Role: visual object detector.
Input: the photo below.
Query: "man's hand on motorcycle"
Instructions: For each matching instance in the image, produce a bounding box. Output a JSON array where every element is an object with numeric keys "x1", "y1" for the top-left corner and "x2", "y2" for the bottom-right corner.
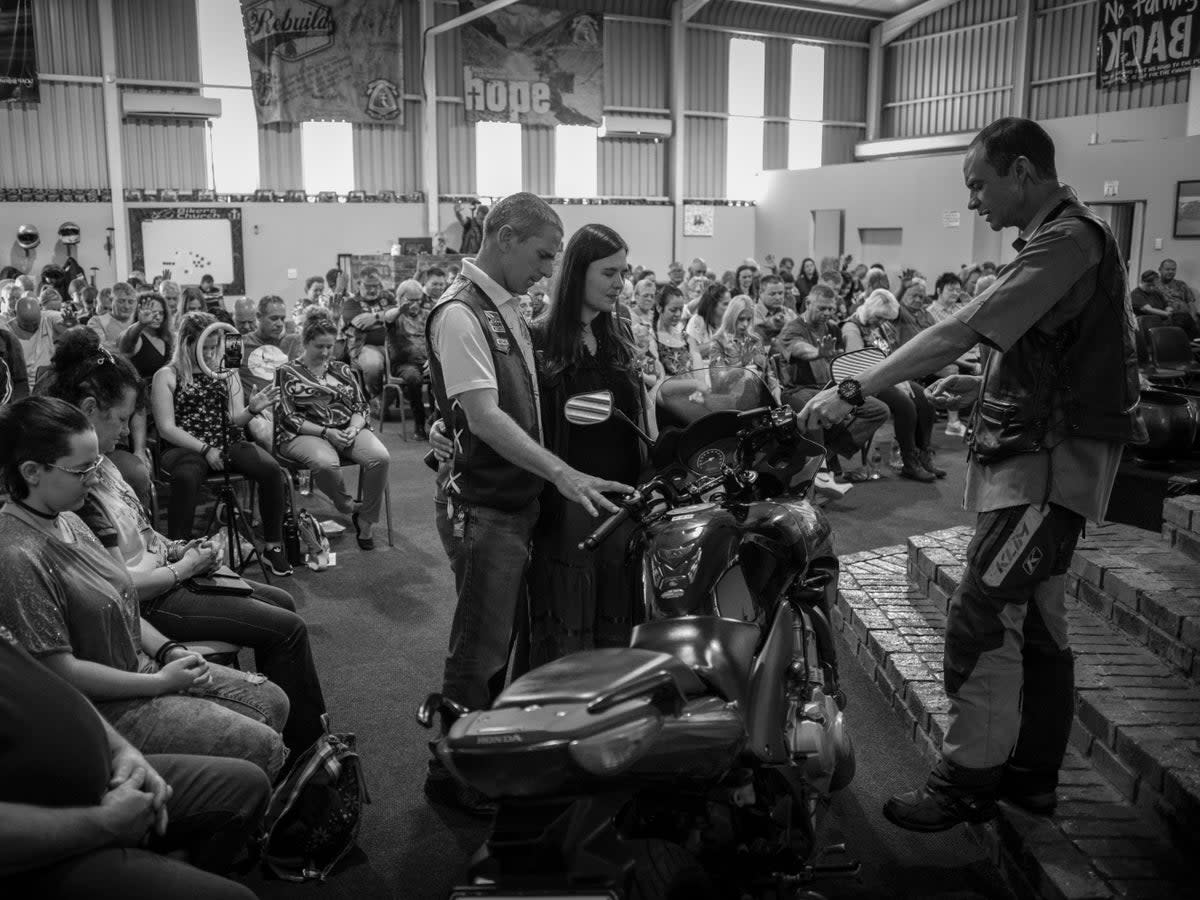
[
  {"x1": 924, "y1": 374, "x2": 981, "y2": 410},
  {"x1": 796, "y1": 388, "x2": 852, "y2": 432},
  {"x1": 554, "y1": 468, "x2": 634, "y2": 517}
]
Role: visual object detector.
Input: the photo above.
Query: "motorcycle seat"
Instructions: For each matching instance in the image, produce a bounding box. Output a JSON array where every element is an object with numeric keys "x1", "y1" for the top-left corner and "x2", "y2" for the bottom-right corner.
[{"x1": 493, "y1": 648, "x2": 707, "y2": 710}]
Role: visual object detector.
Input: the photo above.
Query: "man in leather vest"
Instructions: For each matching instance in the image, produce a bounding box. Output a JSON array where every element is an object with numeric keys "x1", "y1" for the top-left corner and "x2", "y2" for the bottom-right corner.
[
  {"x1": 423, "y1": 192, "x2": 633, "y2": 814},
  {"x1": 798, "y1": 117, "x2": 1144, "y2": 831}
]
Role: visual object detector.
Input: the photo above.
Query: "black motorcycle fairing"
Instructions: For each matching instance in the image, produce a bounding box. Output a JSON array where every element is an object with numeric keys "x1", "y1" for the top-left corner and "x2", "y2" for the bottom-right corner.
[
  {"x1": 627, "y1": 697, "x2": 746, "y2": 780},
  {"x1": 631, "y1": 616, "x2": 759, "y2": 708},
  {"x1": 493, "y1": 648, "x2": 707, "y2": 709},
  {"x1": 746, "y1": 599, "x2": 799, "y2": 763}
]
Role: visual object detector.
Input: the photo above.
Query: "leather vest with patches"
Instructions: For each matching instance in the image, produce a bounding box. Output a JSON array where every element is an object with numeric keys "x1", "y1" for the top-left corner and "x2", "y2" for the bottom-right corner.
[
  {"x1": 426, "y1": 277, "x2": 543, "y2": 511},
  {"x1": 969, "y1": 198, "x2": 1146, "y2": 464}
]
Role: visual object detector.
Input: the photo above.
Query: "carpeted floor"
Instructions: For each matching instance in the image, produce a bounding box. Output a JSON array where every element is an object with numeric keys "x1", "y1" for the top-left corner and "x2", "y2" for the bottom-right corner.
[{"x1": 231, "y1": 425, "x2": 976, "y2": 899}]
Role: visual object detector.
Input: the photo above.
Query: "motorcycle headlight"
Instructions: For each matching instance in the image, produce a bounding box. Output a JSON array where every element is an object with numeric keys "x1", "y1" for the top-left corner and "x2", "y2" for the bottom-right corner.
[{"x1": 568, "y1": 713, "x2": 662, "y2": 775}]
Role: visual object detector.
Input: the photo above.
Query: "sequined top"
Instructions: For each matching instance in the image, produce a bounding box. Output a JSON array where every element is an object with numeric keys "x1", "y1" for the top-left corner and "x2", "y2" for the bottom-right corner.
[
  {"x1": 171, "y1": 370, "x2": 234, "y2": 449},
  {"x1": 0, "y1": 508, "x2": 144, "y2": 672}
]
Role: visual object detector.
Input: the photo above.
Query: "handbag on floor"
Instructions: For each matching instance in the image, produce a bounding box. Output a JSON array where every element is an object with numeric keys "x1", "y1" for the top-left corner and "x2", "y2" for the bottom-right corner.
[
  {"x1": 296, "y1": 509, "x2": 332, "y2": 571},
  {"x1": 261, "y1": 714, "x2": 369, "y2": 882}
]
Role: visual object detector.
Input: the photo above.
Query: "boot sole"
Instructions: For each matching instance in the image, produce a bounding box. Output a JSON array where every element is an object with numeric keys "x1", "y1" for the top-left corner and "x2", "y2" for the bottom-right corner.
[{"x1": 882, "y1": 800, "x2": 998, "y2": 832}]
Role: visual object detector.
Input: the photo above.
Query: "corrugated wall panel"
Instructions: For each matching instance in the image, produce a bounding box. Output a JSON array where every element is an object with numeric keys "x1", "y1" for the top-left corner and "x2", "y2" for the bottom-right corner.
[
  {"x1": 522, "y1": 126, "x2": 555, "y2": 195},
  {"x1": 259, "y1": 123, "x2": 302, "y2": 191},
  {"x1": 763, "y1": 38, "x2": 790, "y2": 118},
  {"x1": 353, "y1": 104, "x2": 423, "y2": 194},
  {"x1": 437, "y1": 102, "x2": 474, "y2": 194},
  {"x1": 883, "y1": 13, "x2": 1015, "y2": 138},
  {"x1": 36, "y1": 0, "x2": 102, "y2": 77},
  {"x1": 686, "y1": 28, "x2": 728, "y2": 113},
  {"x1": 598, "y1": 137, "x2": 666, "y2": 197},
  {"x1": 763, "y1": 121, "x2": 787, "y2": 170},
  {"x1": 605, "y1": 19, "x2": 669, "y2": 110},
  {"x1": 122, "y1": 113, "x2": 207, "y2": 190},
  {"x1": 905, "y1": 0, "x2": 1016, "y2": 39},
  {"x1": 822, "y1": 125, "x2": 859, "y2": 166},
  {"x1": 115, "y1": 0, "x2": 199, "y2": 82},
  {"x1": 825, "y1": 44, "x2": 868, "y2": 122},
  {"x1": 693, "y1": 0, "x2": 873, "y2": 44},
  {"x1": 1030, "y1": 0, "x2": 1189, "y2": 119},
  {"x1": 684, "y1": 116, "x2": 725, "y2": 199},
  {"x1": 0, "y1": 82, "x2": 108, "y2": 188}
]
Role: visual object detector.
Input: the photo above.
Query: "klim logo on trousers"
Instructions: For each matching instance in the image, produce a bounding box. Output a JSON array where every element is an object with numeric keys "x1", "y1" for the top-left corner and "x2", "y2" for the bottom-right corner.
[{"x1": 244, "y1": 0, "x2": 335, "y2": 63}]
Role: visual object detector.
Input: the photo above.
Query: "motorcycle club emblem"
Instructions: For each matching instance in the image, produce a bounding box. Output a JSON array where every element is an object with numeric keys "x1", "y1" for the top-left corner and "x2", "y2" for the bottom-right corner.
[
  {"x1": 365, "y1": 79, "x2": 401, "y2": 120},
  {"x1": 483, "y1": 311, "x2": 510, "y2": 353},
  {"x1": 243, "y1": 0, "x2": 335, "y2": 64}
]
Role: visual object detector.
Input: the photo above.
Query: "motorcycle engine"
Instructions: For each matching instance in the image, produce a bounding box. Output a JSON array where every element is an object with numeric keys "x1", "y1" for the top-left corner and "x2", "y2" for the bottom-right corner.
[{"x1": 785, "y1": 689, "x2": 845, "y2": 790}]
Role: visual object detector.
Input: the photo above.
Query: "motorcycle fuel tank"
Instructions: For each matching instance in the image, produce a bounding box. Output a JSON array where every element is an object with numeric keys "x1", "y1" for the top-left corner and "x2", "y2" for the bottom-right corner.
[{"x1": 638, "y1": 497, "x2": 831, "y2": 624}]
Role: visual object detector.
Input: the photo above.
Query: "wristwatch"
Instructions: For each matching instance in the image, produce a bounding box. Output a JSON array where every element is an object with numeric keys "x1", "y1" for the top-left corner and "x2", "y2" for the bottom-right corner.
[{"x1": 836, "y1": 377, "x2": 866, "y2": 407}]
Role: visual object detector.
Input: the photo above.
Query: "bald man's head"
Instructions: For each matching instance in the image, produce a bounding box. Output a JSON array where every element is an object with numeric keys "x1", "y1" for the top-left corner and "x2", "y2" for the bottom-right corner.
[
  {"x1": 233, "y1": 297, "x2": 257, "y2": 334},
  {"x1": 15, "y1": 295, "x2": 41, "y2": 331}
]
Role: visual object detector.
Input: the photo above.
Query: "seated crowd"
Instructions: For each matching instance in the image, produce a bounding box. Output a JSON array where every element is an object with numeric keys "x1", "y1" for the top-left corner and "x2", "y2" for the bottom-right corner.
[{"x1": 0, "y1": 220, "x2": 1195, "y2": 894}]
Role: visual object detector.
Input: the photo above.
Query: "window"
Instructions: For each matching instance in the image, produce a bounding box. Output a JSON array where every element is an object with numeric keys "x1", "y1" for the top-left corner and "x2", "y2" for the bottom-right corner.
[
  {"x1": 197, "y1": 0, "x2": 259, "y2": 193},
  {"x1": 787, "y1": 42, "x2": 825, "y2": 171},
  {"x1": 301, "y1": 122, "x2": 355, "y2": 195},
  {"x1": 474, "y1": 122, "x2": 523, "y2": 197},
  {"x1": 554, "y1": 126, "x2": 598, "y2": 198},
  {"x1": 726, "y1": 38, "x2": 765, "y2": 200}
]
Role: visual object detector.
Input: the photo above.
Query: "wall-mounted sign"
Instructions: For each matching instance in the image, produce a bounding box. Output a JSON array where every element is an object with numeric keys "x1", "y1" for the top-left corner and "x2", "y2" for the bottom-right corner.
[
  {"x1": 683, "y1": 204, "x2": 715, "y2": 237},
  {"x1": 1097, "y1": 0, "x2": 1200, "y2": 89},
  {"x1": 462, "y1": 2, "x2": 603, "y2": 126},
  {"x1": 942, "y1": 210, "x2": 961, "y2": 228},
  {"x1": 129, "y1": 207, "x2": 245, "y2": 295},
  {"x1": 241, "y1": 0, "x2": 404, "y2": 124}
]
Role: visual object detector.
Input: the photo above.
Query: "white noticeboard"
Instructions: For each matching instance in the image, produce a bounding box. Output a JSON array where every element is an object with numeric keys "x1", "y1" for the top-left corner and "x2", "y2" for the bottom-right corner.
[{"x1": 141, "y1": 217, "x2": 236, "y2": 283}]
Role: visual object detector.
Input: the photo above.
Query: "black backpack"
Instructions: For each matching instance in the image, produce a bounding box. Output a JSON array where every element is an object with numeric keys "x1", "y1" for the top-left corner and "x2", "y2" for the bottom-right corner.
[{"x1": 261, "y1": 715, "x2": 369, "y2": 882}]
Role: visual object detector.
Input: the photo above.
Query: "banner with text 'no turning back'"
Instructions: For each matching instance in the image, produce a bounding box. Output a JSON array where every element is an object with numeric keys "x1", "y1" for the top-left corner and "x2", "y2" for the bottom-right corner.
[
  {"x1": 1096, "y1": 0, "x2": 1200, "y2": 89},
  {"x1": 460, "y1": 1, "x2": 603, "y2": 127},
  {"x1": 241, "y1": 0, "x2": 403, "y2": 124}
]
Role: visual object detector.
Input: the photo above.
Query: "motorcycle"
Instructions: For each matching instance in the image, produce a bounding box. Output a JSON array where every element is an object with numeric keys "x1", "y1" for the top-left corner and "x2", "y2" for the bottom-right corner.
[{"x1": 419, "y1": 361, "x2": 871, "y2": 900}]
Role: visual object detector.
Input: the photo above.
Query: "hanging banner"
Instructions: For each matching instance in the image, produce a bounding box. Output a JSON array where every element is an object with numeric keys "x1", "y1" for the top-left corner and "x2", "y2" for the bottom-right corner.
[
  {"x1": 0, "y1": 0, "x2": 38, "y2": 103},
  {"x1": 461, "y1": 2, "x2": 603, "y2": 126},
  {"x1": 241, "y1": 0, "x2": 403, "y2": 124},
  {"x1": 1096, "y1": 0, "x2": 1200, "y2": 89}
]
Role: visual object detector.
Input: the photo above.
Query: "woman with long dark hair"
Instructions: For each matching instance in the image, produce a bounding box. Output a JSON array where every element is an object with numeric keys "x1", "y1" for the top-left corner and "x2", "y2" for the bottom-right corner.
[
  {"x1": 795, "y1": 257, "x2": 820, "y2": 302},
  {"x1": 118, "y1": 292, "x2": 174, "y2": 380},
  {"x1": 685, "y1": 282, "x2": 731, "y2": 364},
  {"x1": 528, "y1": 224, "x2": 651, "y2": 666},
  {"x1": 735, "y1": 263, "x2": 759, "y2": 301}
]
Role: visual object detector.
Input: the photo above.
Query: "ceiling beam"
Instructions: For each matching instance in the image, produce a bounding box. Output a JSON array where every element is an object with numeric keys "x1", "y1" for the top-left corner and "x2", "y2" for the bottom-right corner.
[
  {"x1": 682, "y1": 0, "x2": 711, "y2": 21},
  {"x1": 732, "y1": 0, "x2": 888, "y2": 22},
  {"x1": 881, "y1": 0, "x2": 963, "y2": 45}
]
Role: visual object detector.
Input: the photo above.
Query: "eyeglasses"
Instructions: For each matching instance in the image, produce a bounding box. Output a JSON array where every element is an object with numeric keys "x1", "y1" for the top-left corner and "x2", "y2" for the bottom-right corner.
[{"x1": 46, "y1": 457, "x2": 104, "y2": 480}]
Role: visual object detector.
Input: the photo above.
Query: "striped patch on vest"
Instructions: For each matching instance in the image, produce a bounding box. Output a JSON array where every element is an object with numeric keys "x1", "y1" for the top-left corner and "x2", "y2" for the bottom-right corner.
[{"x1": 483, "y1": 310, "x2": 510, "y2": 353}]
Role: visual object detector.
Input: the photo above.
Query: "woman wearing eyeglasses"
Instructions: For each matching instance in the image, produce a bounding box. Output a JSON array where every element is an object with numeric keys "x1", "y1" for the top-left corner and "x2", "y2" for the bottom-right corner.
[
  {"x1": 151, "y1": 312, "x2": 292, "y2": 576},
  {"x1": 42, "y1": 329, "x2": 328, "y2": 761},
  {"x1": 0, "y1": 396, "x2": 289, "y2": 778}
]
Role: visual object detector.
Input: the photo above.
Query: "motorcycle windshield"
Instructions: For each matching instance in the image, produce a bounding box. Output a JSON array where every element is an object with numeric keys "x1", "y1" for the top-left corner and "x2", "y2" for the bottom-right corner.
[{"x1": 657, "y1": 366, "x2": 771, "y2": 424}]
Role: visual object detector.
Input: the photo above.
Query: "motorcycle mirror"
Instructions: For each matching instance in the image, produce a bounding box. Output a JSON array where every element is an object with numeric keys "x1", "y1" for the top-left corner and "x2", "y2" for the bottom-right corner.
[
  {"x1": 564, "y1": 390, "x2": 614, "y2": 426},
  {"x1": 830, "y1": 347, "x2": 886, "y2": 384}
]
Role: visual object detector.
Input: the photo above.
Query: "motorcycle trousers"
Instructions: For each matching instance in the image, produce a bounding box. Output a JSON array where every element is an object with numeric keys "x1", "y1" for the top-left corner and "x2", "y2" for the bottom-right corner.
[{"x1": 938, "y1": 502, "x2": 1084, "y2": 793}]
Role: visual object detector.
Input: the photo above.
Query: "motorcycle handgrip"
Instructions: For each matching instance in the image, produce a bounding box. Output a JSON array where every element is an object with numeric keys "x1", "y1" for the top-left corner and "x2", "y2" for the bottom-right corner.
[{"x1": 580, "y1": 504, "x2": 632, "y2": 551}]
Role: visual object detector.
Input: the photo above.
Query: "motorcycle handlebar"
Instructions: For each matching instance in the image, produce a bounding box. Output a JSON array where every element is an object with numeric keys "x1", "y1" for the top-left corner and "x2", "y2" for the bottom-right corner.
[{"x1": 580, "y1": 503, "x2": 633, "y2": 551}]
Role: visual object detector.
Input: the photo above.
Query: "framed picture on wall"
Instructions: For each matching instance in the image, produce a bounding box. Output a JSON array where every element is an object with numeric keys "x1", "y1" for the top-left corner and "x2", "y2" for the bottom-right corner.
[
  {"x1": 128, "y1": 206, "x2": 245, "y2": 294},
  {"x1": 683, "y1": 204, "x2": 715, "y2": 237},
  {"x1": 1174, "y1": 181, "x2": 1200, "y2": 238}
]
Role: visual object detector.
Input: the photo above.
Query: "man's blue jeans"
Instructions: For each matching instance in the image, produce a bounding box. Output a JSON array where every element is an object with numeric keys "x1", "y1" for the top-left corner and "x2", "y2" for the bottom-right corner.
[{"x1": 439, "y1": 499, "x2": 539, "y2": 712}]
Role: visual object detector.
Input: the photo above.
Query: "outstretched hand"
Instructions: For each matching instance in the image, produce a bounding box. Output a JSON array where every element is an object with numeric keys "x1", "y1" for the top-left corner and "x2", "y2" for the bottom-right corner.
[{"x1": 553, "y1": 468, "x2": 634, "y2": 517}]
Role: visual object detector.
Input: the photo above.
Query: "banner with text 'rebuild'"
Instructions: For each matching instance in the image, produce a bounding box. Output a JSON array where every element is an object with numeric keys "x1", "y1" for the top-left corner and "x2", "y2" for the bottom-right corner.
[
  {"x1": 461, "y1": 1, "x2": 603, "y2": 127},
  {"x1": 1096, "y1": 0, "x2": 1199, "y2": 89},
  {"x1": 241, "y1": 0, "x2": 403, "y2": 124},
  {"x1": 0, "y1": 0, "x2": 38, "y2": 103}
]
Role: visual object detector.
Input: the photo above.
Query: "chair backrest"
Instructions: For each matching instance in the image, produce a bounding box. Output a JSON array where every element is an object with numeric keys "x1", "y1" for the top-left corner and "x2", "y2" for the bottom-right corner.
[{"x1": 1148, "y1": 326, "x2": 1192, "y2": 368}]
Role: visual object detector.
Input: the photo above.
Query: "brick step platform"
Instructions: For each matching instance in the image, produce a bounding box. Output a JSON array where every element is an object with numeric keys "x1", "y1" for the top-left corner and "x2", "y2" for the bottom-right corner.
[
  {"x1": 1066, "y1": 519, "x2": 1200, "y2": 684},
  {"x1": 1162, "y1": 496, "x2": 1200, "y2": 563},
  {"x1": 836, "y1": 537, "x2": 1191, "y2": 900}
]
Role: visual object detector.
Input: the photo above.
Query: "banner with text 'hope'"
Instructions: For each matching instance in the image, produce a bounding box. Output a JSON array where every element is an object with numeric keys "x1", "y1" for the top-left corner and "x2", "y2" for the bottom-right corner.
[
  {"x1": 1096, "y1": 0, "x2": 1199, "y2": 89},
  {"x1": 460, "y1": 1, "x2": 603, "y2": 127}
]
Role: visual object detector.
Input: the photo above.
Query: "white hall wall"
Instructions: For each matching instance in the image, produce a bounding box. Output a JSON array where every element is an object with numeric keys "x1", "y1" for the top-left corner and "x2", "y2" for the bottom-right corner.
[{"x1": 755, "y1": 104, "x2": 1200, "y2": 287}]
